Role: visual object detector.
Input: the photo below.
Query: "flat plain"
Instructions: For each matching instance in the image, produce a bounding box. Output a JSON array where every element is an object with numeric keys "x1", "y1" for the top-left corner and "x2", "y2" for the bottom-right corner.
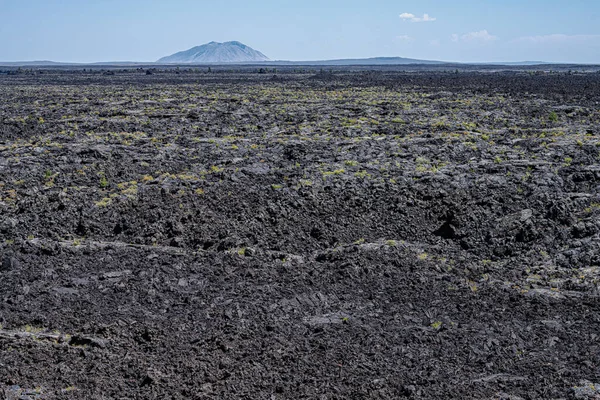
[{"x1": 1, "y1": 68, "x2": 600, "y2": 399}]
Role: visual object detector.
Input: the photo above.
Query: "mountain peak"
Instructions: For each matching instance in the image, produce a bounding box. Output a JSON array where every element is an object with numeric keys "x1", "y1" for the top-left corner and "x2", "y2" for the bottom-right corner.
[{"x1": 158, "y1": 41, "x2": 268, "y2": 64}]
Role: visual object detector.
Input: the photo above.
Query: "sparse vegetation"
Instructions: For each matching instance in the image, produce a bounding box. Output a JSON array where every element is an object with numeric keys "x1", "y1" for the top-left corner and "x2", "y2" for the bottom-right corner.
[{"x1": 1, "y1": 67, "x2": 598, "y2": 399}]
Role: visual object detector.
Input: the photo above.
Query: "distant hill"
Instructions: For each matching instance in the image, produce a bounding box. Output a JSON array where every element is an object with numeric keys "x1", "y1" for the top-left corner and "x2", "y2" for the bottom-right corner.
[{"x1": 158, "y1": 41, "x2": 269, "y2": 63}]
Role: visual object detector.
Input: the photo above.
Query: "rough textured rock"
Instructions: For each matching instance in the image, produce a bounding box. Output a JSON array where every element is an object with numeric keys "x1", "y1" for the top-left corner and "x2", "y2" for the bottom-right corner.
[{"x1": 0, "y1": 68, "x2": 599, "y2": 399}]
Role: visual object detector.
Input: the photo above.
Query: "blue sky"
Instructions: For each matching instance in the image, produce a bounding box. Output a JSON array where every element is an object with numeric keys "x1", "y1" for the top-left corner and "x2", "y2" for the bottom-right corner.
[{"x1": 1, "y1": 0, "x2": 599, "y2": 63}]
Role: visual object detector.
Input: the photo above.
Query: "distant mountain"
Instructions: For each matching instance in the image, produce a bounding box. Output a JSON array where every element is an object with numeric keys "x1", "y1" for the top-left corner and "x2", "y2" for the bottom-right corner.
[{"x1": 158, "y1": 41, "x2": 269, "y2": 63}]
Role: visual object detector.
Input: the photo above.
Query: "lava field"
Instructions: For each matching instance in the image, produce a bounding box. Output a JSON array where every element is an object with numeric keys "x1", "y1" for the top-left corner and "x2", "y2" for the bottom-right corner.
[{"x1": 1, "y1": 68, "x2": 600, "y2": 399}]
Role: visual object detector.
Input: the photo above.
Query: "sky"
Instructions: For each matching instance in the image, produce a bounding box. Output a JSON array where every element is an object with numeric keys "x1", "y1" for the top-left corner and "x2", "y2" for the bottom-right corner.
[{"x1": 1, "y1": 0, "x2": 599, "y2": 63}]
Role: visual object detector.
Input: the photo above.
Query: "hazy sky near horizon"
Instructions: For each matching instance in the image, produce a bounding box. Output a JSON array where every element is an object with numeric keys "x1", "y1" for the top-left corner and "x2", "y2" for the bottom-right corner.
[{"x1": 1, "y1": 0, "x2": 599, "y2": 63}]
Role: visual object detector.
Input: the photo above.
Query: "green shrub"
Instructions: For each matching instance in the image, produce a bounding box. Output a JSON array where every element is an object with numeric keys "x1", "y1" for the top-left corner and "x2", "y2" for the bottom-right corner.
[{"x1": 99, "y1": 175, "x2": 109, "y2": 188}]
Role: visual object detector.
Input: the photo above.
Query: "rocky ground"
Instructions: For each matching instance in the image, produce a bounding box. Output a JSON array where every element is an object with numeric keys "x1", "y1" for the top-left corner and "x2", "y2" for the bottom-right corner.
[{"x1": 1, "y1": 68, "x2": 600, "y2": 399}]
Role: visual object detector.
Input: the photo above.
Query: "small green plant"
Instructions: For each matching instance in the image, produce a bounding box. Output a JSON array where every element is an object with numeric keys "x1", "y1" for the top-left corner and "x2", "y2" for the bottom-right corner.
[
  {"x1": 354, "y1": 170, "x2": 371, "y2": 179},
  {"x1": 431, "y1": 321, "x2": 442, "y2": 330},
  {"x1": 463, "y1": 122, "x2": 477, "y2": 130},
  {"x1": 563, "y1": 156, "x2": 573, "y2": 166},
  {"x1": 385, "y1": 240, "x2": 397, "y2": 247},
  {"x1": 467, "y1": 280, "x2": 478, "y2": 292},
  {"x1": 323, "y1": 168, "x2": 345, "y2": 177},
  {"x1": 433, "y1": 120, "x2": 448, "y2": 129},
  {"x1": 99, "y1": 175, "x2": 109, "y2": 188},
  {"x1": 23, "y1": 325, "x2": 44, "y2": 334},
  {"x1": 522, "y1": 167, "x2": 532, "y2": 182},
  {"x1": 95, "y1": 197, "x2": 112, "y2": 207},
  {"x1": 415, "y1": 163, "x2": 428, "y2": 173},
  {"x1": 549, "y1": 111, "x2": 559, "y2": 123}
]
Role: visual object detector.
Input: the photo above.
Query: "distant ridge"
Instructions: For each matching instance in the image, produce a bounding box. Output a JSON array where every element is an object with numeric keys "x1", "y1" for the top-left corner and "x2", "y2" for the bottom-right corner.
[
  {"x1": 0, "y1": 46, "x2": 574, "y2": 68},
  {"x1": 0, "y1": 60, "x2": 63, "y2": 66},
  {"x1": 158, "y1": 41, "x2": 269, "y2": 63},
  {"x1": 268, "y1": 56, "x2": 444, "y2": 66}
]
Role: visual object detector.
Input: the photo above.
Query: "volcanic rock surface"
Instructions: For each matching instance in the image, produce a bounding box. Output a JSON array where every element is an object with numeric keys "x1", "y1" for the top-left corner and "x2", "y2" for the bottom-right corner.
[{"x1": 0, "y1": 68, "x2": 599, "y2": 399}]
